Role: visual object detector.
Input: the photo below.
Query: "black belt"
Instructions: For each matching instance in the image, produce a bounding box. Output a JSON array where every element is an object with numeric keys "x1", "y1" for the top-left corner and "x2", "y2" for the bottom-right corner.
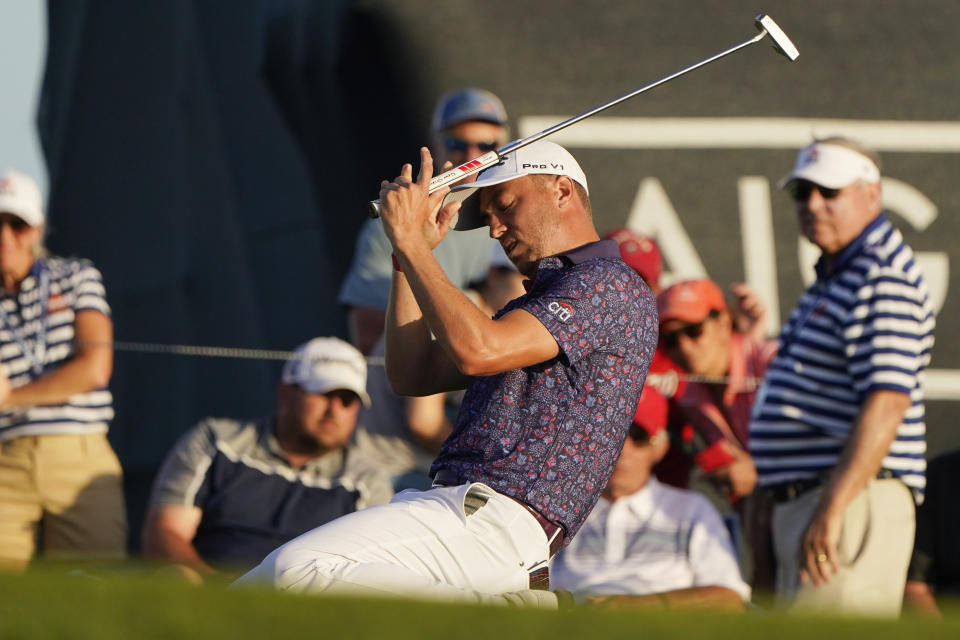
[
  {"x1": 765, "y1": 476, "x2": 823, "y2": 503},
  {"x1": 765, "y1": 469, "x2": 899, "y2": 504},
  {"x1": 432, "y1": 470, "x2": 565, "y2": 559}
]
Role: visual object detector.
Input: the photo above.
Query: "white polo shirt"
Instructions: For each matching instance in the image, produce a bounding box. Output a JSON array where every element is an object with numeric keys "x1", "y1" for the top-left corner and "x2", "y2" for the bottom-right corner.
[{"x1": 550, "y1": 477, "x2": 751, "y2": 602}]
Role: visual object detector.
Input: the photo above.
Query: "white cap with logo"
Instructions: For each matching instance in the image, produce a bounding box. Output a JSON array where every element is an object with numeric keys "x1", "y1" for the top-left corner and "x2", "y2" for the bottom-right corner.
[
  {"x1": 281, "y1": 337, "x2": 371, "y2": 407},
  {"x1": 442, "y1": 140, "x2": 588, "y2": 231},
  {"x1": 779, "y1": 141, "x2": 881, "y2": 190},
  {"x1": 0, "y1": 169, "x2": 44, "y2": 227}
]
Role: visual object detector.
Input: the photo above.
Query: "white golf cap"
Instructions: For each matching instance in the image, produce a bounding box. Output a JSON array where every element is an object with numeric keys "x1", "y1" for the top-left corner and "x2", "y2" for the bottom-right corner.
[
  {"x1": 0, "y1": 169, "x2": 44, "y2": 227},
  {"x1": 779, "y1": 141, "x2": 881, "y2": 190},
  {"x1": 443, "y1": 140, "x2": 588, "y2": 231},
  {"x1": 281, "y1": 337, "x2": 371, "y2": 407}
]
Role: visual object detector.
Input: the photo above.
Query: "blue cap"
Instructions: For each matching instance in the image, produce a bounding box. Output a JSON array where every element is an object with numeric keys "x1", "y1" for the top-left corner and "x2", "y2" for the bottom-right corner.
[{"x1": 431, "y1": 88, "x2": 508, "y2": 132}]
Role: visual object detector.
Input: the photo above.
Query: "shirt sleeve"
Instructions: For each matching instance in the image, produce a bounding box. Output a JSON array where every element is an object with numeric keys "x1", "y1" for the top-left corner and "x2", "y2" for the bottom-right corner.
[
  {"x1": 338, "y1": 218, "x2": 394, "y2": 310},
  {"x1": 844, "y1": 265, "x2": 934, "y2": 396},
  {"x1": 687, "y1": 497, "x2": 752, "y2": 602},
  {"x1": 522, "y1": 262, "x2": 654, "y2": 366},
  {"x1": 148, "y1": 419, "x2": 218, "y2": 508},
  {"x1": 72, "y1": 261, "x2": 111, "y2": 317}
]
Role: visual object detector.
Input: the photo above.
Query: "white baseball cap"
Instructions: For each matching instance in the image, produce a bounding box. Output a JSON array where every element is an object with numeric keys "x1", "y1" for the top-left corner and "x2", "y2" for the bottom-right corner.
[
  {"x1": 281, "y1": 337, "x2": 371, "y2": 407},
  {"x1": 442, "y1": 140, "x2": 588, "y2": 231},
  {"x1": 779, "y1": 141, "x2": 881, "y2": 190},
  {"x1": 0, "y1": 169, "x2": 44, "y2": 227}
]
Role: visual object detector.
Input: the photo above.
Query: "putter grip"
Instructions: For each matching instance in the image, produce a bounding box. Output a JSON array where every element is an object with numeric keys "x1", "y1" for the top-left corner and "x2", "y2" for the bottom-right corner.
[{"x1": 365, "y1": 150, "x2": 502, "y2": 220}]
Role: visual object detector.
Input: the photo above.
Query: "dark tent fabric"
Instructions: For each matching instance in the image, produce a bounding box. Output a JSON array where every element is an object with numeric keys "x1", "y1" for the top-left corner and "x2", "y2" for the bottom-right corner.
[{"x1": 37, "y1": 0, "x2": 425, "y2": 542}]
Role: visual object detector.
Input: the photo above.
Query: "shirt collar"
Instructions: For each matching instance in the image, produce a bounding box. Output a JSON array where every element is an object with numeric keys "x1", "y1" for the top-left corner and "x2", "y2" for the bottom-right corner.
[
  {"x1": 528, "y1": 238, "x2": 619, "y2": 288},
  {"x1": 560, "y1": 238, "x2": 620, "y2": 264},
  {"x1": 815, "y1": 212, "x2": 889, "y2": 279},
  {"x1": 5, "y1": 258, "x2": 45, "y2": 296}
]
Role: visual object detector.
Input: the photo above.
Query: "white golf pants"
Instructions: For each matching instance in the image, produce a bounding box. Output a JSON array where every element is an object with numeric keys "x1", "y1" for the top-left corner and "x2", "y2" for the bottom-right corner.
[{"x1": 235, "y1": 482, "x2": 551, "y2": 602}]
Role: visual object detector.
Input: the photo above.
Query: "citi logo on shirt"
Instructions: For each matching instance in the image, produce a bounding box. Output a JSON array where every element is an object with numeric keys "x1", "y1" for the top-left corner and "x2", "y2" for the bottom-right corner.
[{"x1": 548, "y1": 301, "x2": 574, "y2": 322}]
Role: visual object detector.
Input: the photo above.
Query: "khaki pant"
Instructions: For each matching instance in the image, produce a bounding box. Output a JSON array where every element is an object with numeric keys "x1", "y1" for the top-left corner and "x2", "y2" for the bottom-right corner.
[
  {"x1": 772, "y1": 478, "x2": 914, "y2": 617},
  {"x1": 0, "y1": 433, "x2": 128, "y2": 567}
]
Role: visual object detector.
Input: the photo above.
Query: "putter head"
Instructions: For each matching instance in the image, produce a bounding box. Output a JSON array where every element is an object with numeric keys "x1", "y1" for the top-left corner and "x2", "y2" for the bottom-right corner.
[{"x1": 755, "y1": 14, "x2": 799, "y2": 61}]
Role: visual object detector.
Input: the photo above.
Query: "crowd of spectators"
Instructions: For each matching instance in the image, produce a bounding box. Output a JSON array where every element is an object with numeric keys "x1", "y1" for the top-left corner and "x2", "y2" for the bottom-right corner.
[{"x1": 0, "y1": 89, "x2": 944, "y2": 617}]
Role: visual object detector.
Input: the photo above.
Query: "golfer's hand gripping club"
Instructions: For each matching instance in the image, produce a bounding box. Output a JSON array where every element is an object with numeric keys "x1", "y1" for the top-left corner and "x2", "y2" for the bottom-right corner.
[{"x1": 368, "y1": 150, "x2": 502, "y2": 219}]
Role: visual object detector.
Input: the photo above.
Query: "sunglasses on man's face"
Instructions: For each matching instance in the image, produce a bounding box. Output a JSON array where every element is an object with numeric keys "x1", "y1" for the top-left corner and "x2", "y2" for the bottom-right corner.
[
  {"x1": 661, "y1": 309, "x2": 720, "y2": 350},
  {"x1": 442, "y1": 137, "x2": 500, "y2": 153},
  {"x1": 789, "y1": 180, "x2": 841, "y2": 202},
  {"x1": 628, "y1": 424, "x2": 652, "y2": 444}
]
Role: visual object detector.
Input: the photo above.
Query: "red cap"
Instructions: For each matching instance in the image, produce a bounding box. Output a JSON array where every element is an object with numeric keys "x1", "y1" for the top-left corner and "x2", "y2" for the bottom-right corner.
[
  {"x1": 657, "y1": 279, "x2": 727, "y2": 325},
  {"x1": 603, "y1": 227, "x2": 662, "y2": 289},
  {"x1": 632, "y1": 385, "x2": 668, "y2": 438}
]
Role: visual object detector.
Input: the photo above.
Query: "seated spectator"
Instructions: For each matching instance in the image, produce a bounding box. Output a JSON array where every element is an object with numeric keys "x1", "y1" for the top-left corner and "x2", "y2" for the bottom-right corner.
[
  {"x1": 656, "y1": 279, "x2": 774, "y2": 500},
  {"x1": 142, "y1": 337, "x2": 392, "y2": 579},
  {"x1": 550, "y1": 385, "x2": 750, "y2": 611},
  {"x1": 353, "y1": 245, "x2": 526, "y2": 490},
  {"x1": 655, "y1": 278, "x2": 777, "y2": 588},
  {"x1": 339, "y1": 87, "x2": 507, "y2": 355},
  {"x1": 903, "y1": 449, "x2": 960, "y2": 618},
  {"x1": 0, "y1": 169, "x2": 126, "y2": 569}
]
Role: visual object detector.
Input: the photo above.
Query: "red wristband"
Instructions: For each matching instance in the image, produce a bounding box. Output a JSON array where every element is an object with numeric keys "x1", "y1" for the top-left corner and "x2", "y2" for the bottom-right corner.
[
  {"x1": 694, "y1": 440, "x2": 737, "y2": 472},
  {"x1": 391, "y1": 253, "x2": 403, "y2": 273}
]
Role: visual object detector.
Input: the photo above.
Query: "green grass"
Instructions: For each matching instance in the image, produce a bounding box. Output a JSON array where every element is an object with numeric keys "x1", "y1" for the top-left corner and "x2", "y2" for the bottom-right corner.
[{"x1": 1, "y1": 565, "x2": 959, "y2": 639}]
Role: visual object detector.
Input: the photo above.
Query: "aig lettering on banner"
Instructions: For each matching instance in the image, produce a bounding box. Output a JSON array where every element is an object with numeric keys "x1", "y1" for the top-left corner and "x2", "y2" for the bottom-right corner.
[{"x1": 548, "y1": 301, "x2": 574, "y2": 322}]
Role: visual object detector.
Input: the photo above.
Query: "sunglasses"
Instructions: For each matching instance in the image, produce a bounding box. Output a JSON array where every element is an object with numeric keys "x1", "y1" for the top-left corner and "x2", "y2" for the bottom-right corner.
[
  {"x1": 628, "y1": 424, "x2": 652, "y2": 444},
  {"x1": 788, "y1": 180, "x2": 841, "y2": 202},
  {"x1": 325, "y1": 389, "x2": 361, "y2": 407},
  {"x1": 662, "y1": 309, "x2": 720, "y2": 350},
  {"x1": 442, "y1": 137, "x2": 500, "y2": 153}
]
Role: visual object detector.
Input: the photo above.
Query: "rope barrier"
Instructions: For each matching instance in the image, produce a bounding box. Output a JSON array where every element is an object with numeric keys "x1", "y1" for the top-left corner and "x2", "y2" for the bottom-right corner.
[{"x1": 77, "y1": 340, "x2": 762, "y2": 397}]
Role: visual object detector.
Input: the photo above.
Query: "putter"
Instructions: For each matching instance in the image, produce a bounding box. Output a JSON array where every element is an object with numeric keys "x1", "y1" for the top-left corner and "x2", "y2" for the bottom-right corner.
[{"x1": 368, "y1": 13, "x2": 798, "y2": 218}]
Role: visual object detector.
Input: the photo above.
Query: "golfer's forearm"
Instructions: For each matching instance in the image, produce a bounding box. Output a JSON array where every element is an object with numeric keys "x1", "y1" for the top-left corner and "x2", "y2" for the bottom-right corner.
[
  {"x1": 821, "y1": 390, "x2": 910, "y2": 512},
  {"x1": 394, "y1": 243, "x2": 500, "y2": 374},
  {"x1": 385, "y1": 270, "x2": 436, "y2": 390}
]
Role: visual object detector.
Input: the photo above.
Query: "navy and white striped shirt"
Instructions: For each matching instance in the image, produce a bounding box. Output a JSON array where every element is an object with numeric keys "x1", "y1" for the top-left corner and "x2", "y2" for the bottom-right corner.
[
  {"x1": 749, "y1": 214, "x2": 935, "y2": 500},
  {"x1": 0, "y1": 257, "x2": 114, "y2": 440}
]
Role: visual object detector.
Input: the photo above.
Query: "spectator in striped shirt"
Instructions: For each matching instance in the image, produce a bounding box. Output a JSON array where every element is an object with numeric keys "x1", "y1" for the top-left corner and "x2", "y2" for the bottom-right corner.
[
  {"x1": 0, "y1": 169, "x2": 126, "y2": 568},
  {"x1": 749, "y1": 137, "x2": 936, "y2": 616}
]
